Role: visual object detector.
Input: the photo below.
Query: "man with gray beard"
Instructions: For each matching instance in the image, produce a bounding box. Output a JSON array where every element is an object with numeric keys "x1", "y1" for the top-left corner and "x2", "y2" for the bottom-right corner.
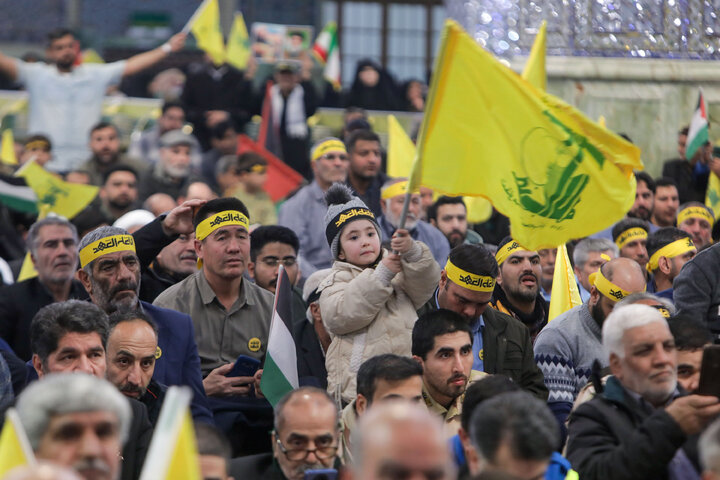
[{"x1": 137, "y1": 130, "x2": 202, "y2": 200}]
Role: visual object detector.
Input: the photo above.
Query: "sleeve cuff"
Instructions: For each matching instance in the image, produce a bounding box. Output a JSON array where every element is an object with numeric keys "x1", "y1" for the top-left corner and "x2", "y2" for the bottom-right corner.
[
  {"x1": 402, "y1": 241, "x2": 423, "y2": 262},
  {"x1": 374, "y1": 262, "x2": 397, "y2": 286}
]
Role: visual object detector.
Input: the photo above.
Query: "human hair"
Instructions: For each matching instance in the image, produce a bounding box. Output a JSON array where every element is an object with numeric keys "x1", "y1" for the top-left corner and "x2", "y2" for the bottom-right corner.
[
  {"x1": 47, "y1": 28, "x2": 74, "y2": 45},
  {"x1": 89, "y1": 121, "x2": 118, "y2": 137},
  {"x1": 669, "y1": 314, "x2": 713, "y2": 351},
  {"x1": 16, "y1": 373, "x2": 131, "y2": 449},
  {"x1": 273, "y1": 386, "x2": 339, "y2": 433},
  {"x1": 192, "y1": 197, "x2": 250, "y2": 230},
  {"x1": 250, "y1": 225, "x2": 299, "y2": 262},
  {"x1": 678, "y1": 201, "x2": 715, "y2": 223},
  {"x1": 161, "y1": 100, "x2": 185, "y2": 115},
  {"x1": 447, "y1": 244, "x2": 498, "y2": 279},
  {"x1": 237, "y1": 152, "x2": 267, "y2": 172},
  {"x1": 679, "y1": 126, "x2": 689, "y2": 136},
  {"x1": 195, "y1": 422, "x2": 233, "y2": 460},
  {"x1": 411, "y1": 309, "x2": 472, "y2": 359},
  {"x1": 30, "y1": 300, "x2": 110, "y2": 367},
  {"x1": 700, "y1": 417, "x2": 720, "y2": 474},
  {"x1": 102, "y1": 164, "x2": 139, "y2": 186},
  {"x1": 108, "y1": 310, "x2": 158, "y2": 340},
  {"x1": 26, "y1": 216, "x2": 78, "y2": 257},
  {"x1": 634, "y1": 171, "x2": 656, "y2": 193},
  {"x1": 427, "y1": 196, "x2": 466, "y2": 223},
  {"x1": 303, "y1": 268, "x2": 332, "y2": 321},
  {"x1": 209, "y1": 119, "x2": 235, "y2": 140},
  {"x1": 346, "y1": 129, "x2": 381, "y2": 153},
  {"x1": 615, "y1": 292, "x2": 675, "y2": 315},
  {"x1": 469, "y1": 391, "x2": 559, "y2": 464},
  {"x1": 356, "y1": 354, "x2": 423, "y2": 404},
  {"x1": 572, "y1": 238, "x2": 618, "y2": 269},
  {"x1": 78, "y1": 225, "x2": 129, "y2": 274},
  {"x1": 460, "y1": 375, "x2": 519, "y2": 432},
  {"x1": 612, "y1": 218, "x2": 650, "y2": 242},
  {"x1": 602, "y1": 304, "x2": 668, "y2": 358},
  {"x1": 655, "y1": 177, "x2": 678, "y2": 190},
  {"x1": 646, "y1": 227, "x2": 692, "y2": 260},
  {"x1": 215, "y1": 155, "x2": 239, "y2": 178}
]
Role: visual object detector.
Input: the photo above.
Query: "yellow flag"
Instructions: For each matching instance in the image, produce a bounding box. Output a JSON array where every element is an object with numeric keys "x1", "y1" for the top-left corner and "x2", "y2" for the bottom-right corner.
[
  {"x1": 15, "y1": 161, "x2": 98, "y2": 220},
  {"x1": 409, "y1": 20, "x2": 642, "y2": 250},
  {"x1": 0, "y1": 409, "x2": 36, "y2": 476},
  {"x1": 521, "y1": 21, "x2": 547, "y2": 91},
  {"x1": 387, "y1": 114, "x2": 416, "y2": 178},
  {"x1": 225, "y1": 12, "x2": 250, "y2": 70},
  {"x1": 548, "y1": 244, "x2": 582, "y2": 321},
  {"x1": 190, "y1": 0, "x2": 225, "y2": 66},
  {"x1": 1, "y1": 129, "x2": 18, "y2": 165},
  {"x1": 597, "y1": 115, "x2": 606, "y2": 128},
  {"x1": 164, "y1": 412, "x2": 201, "y2": 480},
  {"x1": 706, "y1": 172, "x2": 720, "y2": 218},
  {"x1": 81, "y1": 48, "x2": 105, "y2": 64},
  {"x1": 16, "y1": 253, "x2": 37, "y2": 282}
]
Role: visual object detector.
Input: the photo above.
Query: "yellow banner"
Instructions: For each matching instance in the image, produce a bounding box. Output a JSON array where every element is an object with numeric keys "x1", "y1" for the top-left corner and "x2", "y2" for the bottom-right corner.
[
  {"x1": 190, "y1": 0, "x2": 225, "y2": 66},
  {"x1": 225, "y1": 12, "x2": 251, "y2": 70},
  {"x1": 548, "y1": 244, "x2": 582, "y2": 320}
]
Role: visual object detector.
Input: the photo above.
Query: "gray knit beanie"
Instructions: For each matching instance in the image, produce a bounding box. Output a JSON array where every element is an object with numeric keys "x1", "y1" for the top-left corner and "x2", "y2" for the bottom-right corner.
[{"x1": 324, "y1": 183, "x2": 382, "y2": 260}]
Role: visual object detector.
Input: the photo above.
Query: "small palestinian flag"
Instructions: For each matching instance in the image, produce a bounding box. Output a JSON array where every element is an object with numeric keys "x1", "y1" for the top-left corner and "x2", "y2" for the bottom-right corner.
[{"x1": 686, "y1": 88, "x2": 709, "y2": 161}]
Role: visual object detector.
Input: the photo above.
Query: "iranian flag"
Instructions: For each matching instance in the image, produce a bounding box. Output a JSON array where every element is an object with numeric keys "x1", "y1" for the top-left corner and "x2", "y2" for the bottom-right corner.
[
  {"x1": 313, "y1": 22, "x2": 341, "y2": 90},
  {"x1": 260, "y1": 265, "x2": 299, "y2": 407},
  {"x1": 686, "y1": 89, "x2": 709, "y2": 161}
]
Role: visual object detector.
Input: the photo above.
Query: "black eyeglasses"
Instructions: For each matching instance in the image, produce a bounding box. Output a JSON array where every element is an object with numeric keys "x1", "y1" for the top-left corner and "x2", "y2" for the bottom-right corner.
[{"x1": 275, "y1": 438, "x2": 338, "y2": 461}]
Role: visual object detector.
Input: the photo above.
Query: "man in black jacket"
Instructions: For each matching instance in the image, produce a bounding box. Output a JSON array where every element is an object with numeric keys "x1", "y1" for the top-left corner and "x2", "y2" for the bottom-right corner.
[
  {"x1": 417, "y1": 244, "x2": 547, "y2": 400},
  {"x1": 566, "y1": 303, "x2": 720, "y2": 480}
]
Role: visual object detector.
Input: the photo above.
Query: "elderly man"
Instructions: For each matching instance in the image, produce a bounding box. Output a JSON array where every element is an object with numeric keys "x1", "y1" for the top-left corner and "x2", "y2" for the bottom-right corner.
[
  {"x1": 0, "y1": 217, "x2": 88, "y2": 361},
  {"x1": 534, "y1": 257, "x2": 648, "y2": 430},
  {"x1": 418, "y1": 244, "x2": 547, "y2": 399},
  {"x1": 229, "y1": 387, "x2": 341, "y2": 480},
  {"x1": 139, "y1": 231, "x2": 198, "y2": 303},
  {"x1": 566, "y1": 304, "x2": 720, "y2": 479},
  {"x1": 677, "y1": 202, "x2": 715, "y2": 251},
  {"x1": 377, "y1": 178, "x2": 450, "y2": 265},
  {"x1": 572, "y1": 238, "x2": 618, "y2": 302},
  {"x1": 129, "y1": 100, "x2": 198, "y2": 166},
  {"x1": 279, "y1": 137, "x2": 350, "y2": 277},
  {"x1": 138, "y1": 130, "x2": 202, "y2": 200},
  {"x1": 15, "y1": 373, "x2": 131, "y2": 480},
  {"x1": 646, "y1": 228, "x2": 696, "y2": 299},
  {"x1": 352, "y1": 401, "x2": 455, "y2": 480}
]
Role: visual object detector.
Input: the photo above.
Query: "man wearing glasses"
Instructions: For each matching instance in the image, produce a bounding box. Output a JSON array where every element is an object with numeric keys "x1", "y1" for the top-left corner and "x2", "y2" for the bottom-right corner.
[{"x1": 230, "y1": 387, "x2": 341, "y2": 480}]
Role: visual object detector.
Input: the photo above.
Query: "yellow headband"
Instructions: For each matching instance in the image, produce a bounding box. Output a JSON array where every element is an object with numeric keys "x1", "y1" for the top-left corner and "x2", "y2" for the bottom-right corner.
[
  {"x1": 495, "y1": 240, "x2": 527, "y2": 266},
  {"x1": 25, "y1": 139, "x2": 50, "y2": 150},
  {"x1": 444, "y1": 260, "x2": 496, "y2": 292},
  {"x1": 79, "y1": 235, "x2": 136, "y2": 268},
  {"x1": 380, "y1": 181, "x2": 419, "y2": 200},
  {"x1": 589, "y1": 269, "x2": 644, "y2": 302},
  {"x1": 646, "y1": 237, "x2": 696, "y2": 272},
  {"x1": 195, "y1": 210, "x2": 249, "y2": 242},
  {"x1": 615, "y1": 227, "x2": 648, "y2": 250},
  {"x1": 311, "y1": 139, "x2": 346, "y2": 163},
  {"x1": 677, "y1": 206, "x2": 714, "y2": 226}
]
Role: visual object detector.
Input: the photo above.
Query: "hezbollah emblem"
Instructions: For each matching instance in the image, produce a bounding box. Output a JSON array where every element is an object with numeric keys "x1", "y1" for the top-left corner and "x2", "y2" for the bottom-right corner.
[{"x1": 248, "y1": 337, "x2": 262, "y2": 352}]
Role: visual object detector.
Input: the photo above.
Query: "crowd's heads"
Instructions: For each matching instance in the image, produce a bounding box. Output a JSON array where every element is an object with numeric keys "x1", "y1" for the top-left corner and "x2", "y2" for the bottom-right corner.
[
  {"x1": 100, "y1": 165, "x2": 139, "y2": 214},
  {"x1": 30, "y1": 300, "x2": 109, "y2": 378},
  {"x1": 21, "y1": 134, "x2": 52, "y2": 166},
  {"x1": 353, "y1": 401, "x2": 454, "y2": 480},
  {"x1": 159, "y1": 130, "x2": 195, "y2": 179},
  {"x1": 77, "y1": 225, "x2": 141, "y2": 314},
  {"x1": 587, "y1": 257, "x2": 647, "y2": 328},
  {"x1": 428, "y1": 196, "x2": 468, "y2": 249},
  {"x1": 236, "y1": 152, "x2": 268, "y2": 194},
  {"x1": 355, "y1": 354, "x2": 423, "y2": 416},
  {"x1": 380, "y1": 178, "x2": 422, "y2": 230},
  {"x1": 155, "y1": 231, "x2": 198, "y2": 278},
  {"x1": 628, "y1": 171, "x2": 655, "y2": 221},
  {"x1": 669, "y1": 314, "x2": 712, "y2": 394},
  {"x1": 310, "y1": 137, "x2": 349, "y2": 188},
  {"x1": 178, "y1": 181, "x2": 217, "y2": 203},
  {"x1": 27, "y1": 216, "x2": 79, "y2": 287},
  {"x1": 612, "y1": 218, "x2": 650, "y2": 270},
  {"x1": 603, "y1": 304, "x2": 677, "y2": 407},
  {"x1": 324, "y1": 183, "x2": 382, "y2": 265},
  {"x1": 105, "y1": 310, "x2": 158, "y2": 399},
  {"x1": 272, "y1": 387, "x2": 340, "y2": 480},
  {"x1": 158, "y1": 100, "x2": 186, "y2": 134},
  {"x1": 652, "y1": 177, "x2": 680, "y2": 227},
  {"x1": 438, "y1": 244, "x2": 498, "y2": 322},
  {"x1": 209, "y1": 120, "x2": 238, "y2": 156},
  {"x1": 677, "y1": 201, "x2": 714, "y2": 250},
  {"x1": 16, "y1": 373, "x2": 131, "y2": 480},
  {"x1": 195, "y1": 423, "x2": 234, "y2": 480},
  {"x1": 249, "y1": 225, "x2": 300, "y2": 293},
  {"x1": 346, "y1": 129, "x2": 382, "y2": 182},
  {"x1": 645, "y1": 227, "x2": 696, "y2": 286},
  {"x1": 495, "y1": 237, "x2": 541, "y2": 306},
  {"x1": 572, "y1": 238, "x2": 617, "y2": 292},
  {"x1": 89, "y1": 122, "x2": 121, "y2": 165},
  {"x1": 143, "y1": 193, "x2": 176, "y2": 217},
  {"x1": 469, "y1": 391, "x2": 559, "y2": 480}
]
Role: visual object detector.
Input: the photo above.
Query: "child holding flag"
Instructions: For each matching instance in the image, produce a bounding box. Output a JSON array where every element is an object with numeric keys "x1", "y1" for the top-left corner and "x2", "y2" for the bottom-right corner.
[{"x1": 317, "y1": 184, "x2": 439, "y2": 405}]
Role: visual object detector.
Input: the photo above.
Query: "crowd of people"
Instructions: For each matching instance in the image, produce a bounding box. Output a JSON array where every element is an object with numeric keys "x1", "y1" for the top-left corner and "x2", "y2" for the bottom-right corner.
[{"x1": 1, "y1": 26, "x2": 720, "y2": 480}]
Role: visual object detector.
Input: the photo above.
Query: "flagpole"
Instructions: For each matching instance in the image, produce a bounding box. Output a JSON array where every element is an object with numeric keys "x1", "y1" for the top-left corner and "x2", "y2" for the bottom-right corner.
[{"x1": 182, "y1": 0, "x2": 210, "y2": 34}]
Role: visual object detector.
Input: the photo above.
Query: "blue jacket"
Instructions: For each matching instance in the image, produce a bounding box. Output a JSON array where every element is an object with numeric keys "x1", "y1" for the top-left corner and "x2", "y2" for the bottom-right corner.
[{"x1": 141, "y1": 301, "x2": 214, "y2": 424}]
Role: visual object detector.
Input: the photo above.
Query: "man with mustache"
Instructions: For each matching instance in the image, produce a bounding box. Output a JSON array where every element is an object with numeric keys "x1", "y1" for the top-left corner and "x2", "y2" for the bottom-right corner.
[
  {"x1": 139, "y1": 231, "x2": 198, "y2": 302},
  {"x1": 677, "y1": 202, "x2": 715, "y2": 251},
  {"x1": 99, "y1": 165, "x2": 140, "y2": 223},
  {"x1": 411, "y1": 309, "x2": 478, "y2": 437},
  {"x1": 491, "y1": 237, "x2": 548, "y2": 341},
  {"x1": 427, "y1": 196, "x2": 483, "y2": 249},
  {"x1": 138, "y1": 130, "x2": 203, "y2": 201},
  {"x1": 80, "y1": 123, "x2": 147, "y2": 187},
  {"x1": 566, "y1": 304, "x2": 720, "y2": 479},
  {"x1": 377, "y1": 178, "x2": 450, "y2": 265}
]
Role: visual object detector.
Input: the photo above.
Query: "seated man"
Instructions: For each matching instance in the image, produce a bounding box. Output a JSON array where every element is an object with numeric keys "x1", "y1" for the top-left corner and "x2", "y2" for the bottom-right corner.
[
  {"x1": 566, "y1": 303, "x2": 720, "y2": 479},
  {"x1": 15, "y1": 373, "x2": 131, "y2": 480},
  {"x1": 645, "y1": 227, "x2": 696, "y2": 299}
]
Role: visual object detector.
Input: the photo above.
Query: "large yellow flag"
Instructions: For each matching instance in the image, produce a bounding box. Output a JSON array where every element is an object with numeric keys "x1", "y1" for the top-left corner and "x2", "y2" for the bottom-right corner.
[
  {"x1": 225, "y1": 12, "x2": 250, "y2": 70},
  {"x1": 190, "y1": 0, "x2": 225, "y2": 66},
  {"x1": 521, "y1": 21, "x2": 547, "y2": 91},
  {"x1": 548, "y1": 244, "x2": 582, "y2": 321},
  {"x1": 387, "y1": 114, "x2": 415, "y2": 178},
  {"x1": 0, "y1": 409, "x2": 36, "y2": 476},
  {"x1": 409, "y1": 20, "x2": 642, "y2": 250},
  {"x1": 0, "y1": 129, "x2": 17, "y2": 165}
]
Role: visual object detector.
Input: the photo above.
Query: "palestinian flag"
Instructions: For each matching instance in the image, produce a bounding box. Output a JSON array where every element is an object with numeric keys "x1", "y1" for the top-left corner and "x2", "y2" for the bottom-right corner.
[
  {"x1": 0, "y1": 177, "x2": 37, "y2": 214},
  {"x1": 312, "y1": 22, "x2": 341, "y2": 90},
  {"x1": 686, "y1": 89, "x2": 709, "y2": 161},
  {"x1": 260, "y1": 265, "x2": 299, "y2": 407}
]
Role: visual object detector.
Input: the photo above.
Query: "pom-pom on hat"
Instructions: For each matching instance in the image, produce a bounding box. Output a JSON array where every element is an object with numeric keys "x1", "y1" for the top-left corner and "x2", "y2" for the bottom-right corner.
[{"x1": 324, "y1": 183, "x2": 382, "y2": 260}]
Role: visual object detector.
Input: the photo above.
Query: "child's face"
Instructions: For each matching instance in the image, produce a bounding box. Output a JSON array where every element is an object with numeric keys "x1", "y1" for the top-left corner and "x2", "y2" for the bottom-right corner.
[
  {"x1": 338, "y1": 219, "x2": 380, "y2": 267},
  {"x1": 242, "y1": 169, "x2": 268, "y2": 192}
]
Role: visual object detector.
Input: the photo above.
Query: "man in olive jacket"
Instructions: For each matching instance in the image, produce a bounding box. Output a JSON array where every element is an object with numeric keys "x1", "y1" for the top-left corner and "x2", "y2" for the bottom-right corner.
[{"x1": 417, "y1": 244, "x2": 547, "y2": 400}]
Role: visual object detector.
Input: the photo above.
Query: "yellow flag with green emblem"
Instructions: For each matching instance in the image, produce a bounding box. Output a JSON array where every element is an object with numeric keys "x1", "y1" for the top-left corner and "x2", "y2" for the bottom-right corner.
[
  {"x1": 189, "y1": 0, "x2": 225, "y2": 66},
  {"x1": 706, "y1": 172, "x2": 720, "y2": 218},
  {"x1": 408, "y1": 20, "x2": 642, "y2": 250},
  {"x1": 521, "y1": 21, "x2": 546, "y2": 91},
  {"x1": 225, "y1": 12, "x2": 251, "y2": 70}
]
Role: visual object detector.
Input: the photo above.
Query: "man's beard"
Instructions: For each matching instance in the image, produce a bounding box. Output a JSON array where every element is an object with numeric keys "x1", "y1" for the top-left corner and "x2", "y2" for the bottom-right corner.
[
  {"x1": 164, "y1": 163, "x2": 190, "y2": 179},
  {"x1": 385, "y1": 208, "x2": 418, "y2": 230},
  {"x1": 108, "y1": 197, "x2": 133, "y2": 210},
  {"x1": 447, "y1": 229, "x2": 465, "y2": 248},
  {"x1": 591, "y1": 301, "x2": 606, "y2": 327},
  {"x1": 91, "y1": 277, "x2": 140, "y2": 314},
  {"x1": 120, "y1": 381, "x2": 147, "y2": 397},
  {"x1": 628, "y1": 208, "x2": 651, "y2": 221},
  {"x1": 505, "y1": 274, "x2": 539, "y2": 303}
]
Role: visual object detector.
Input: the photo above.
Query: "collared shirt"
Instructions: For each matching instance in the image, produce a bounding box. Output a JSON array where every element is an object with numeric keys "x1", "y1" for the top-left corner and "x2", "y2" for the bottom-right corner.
[
  {"x1": 15, "y1": 60, "x2": 127, "y2": 172},
  {"x1": 422, "y1": 382, "x2": 463, "y2": 439},
  {"x1": 278, "y1": 180, "x2": 333, "y2": 278},
  {"x1": 434, "y1": 288, "x2": 484, "y2": 371},
  {"x1": 152, "y1": 269, "x2": 275, "y2": 375}
]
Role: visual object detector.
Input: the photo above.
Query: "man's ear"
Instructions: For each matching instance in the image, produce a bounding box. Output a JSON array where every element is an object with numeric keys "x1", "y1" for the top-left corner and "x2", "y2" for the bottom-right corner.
[
  {"x1": 32, "y1": 354, "x2": 45, "y2": 378},
  {"x1": 658, "y1": 256, "x2": 672, "y2": 275},
  {"x1": 589, "y1": 285, "x2": 600, "y2": 308},
  {"x1": 76, "y1": 268, "x2": 92, "y2": 295},
  {"x1": 355, "y1": 394, "x2": 368, "y2": 417},
  {"x1": 429, "y1": 218, "x2": 437, "y2": 227},
  {"x1": 247, "y1": 261, "x2": 256, "y2": 280},
  {"x1": 609, "y1": 352, "x2": 622, "y2": 378}
]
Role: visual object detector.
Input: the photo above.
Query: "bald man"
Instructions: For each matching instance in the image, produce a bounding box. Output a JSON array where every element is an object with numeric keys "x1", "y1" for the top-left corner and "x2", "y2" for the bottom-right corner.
[
  {"x1": 353, "y1": 401, "x2": 455, "y2": 480},
  {"x1": 534, "y1": 257, "x2": 647, "y2": 431}
]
